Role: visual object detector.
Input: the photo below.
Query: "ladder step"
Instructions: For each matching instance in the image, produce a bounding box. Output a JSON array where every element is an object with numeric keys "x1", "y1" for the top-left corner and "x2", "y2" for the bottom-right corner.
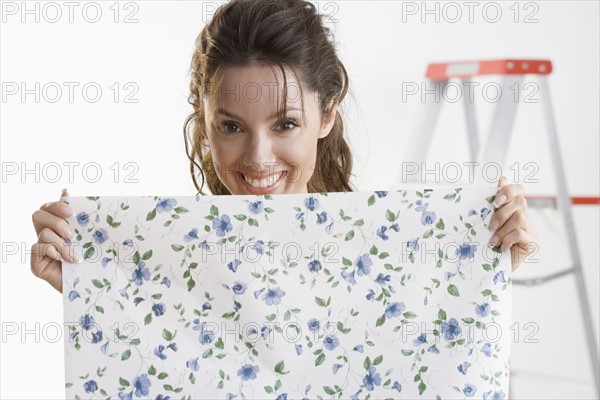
[{"x1": 426, "y1": 59, "x2": 552, "y2": 80}]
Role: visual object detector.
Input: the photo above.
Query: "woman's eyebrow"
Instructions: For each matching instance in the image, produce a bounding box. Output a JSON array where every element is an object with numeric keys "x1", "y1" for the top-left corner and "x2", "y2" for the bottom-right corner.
[{"x1": 217, "y1": 107, "x2": 301, "y2": 122}]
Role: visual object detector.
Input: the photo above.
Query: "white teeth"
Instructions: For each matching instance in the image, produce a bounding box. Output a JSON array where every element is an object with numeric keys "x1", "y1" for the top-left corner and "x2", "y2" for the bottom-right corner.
[{"x1": 243, "y1": 172, "x2": 282, "y2": 188}]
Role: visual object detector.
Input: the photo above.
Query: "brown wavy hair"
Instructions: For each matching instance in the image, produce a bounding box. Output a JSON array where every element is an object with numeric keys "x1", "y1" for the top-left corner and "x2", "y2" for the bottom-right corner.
[{"x1": 183, "y1": 0, "x2": 356, "y2": 195}]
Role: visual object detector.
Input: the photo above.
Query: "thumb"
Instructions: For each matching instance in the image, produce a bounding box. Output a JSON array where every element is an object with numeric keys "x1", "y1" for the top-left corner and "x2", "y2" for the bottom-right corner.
[
  {"x1": 497, "y1": 175, "x2": 507, "y2": 187},
  {"x1": 61, "y1": 187, "x2": 69, "y2": 197}
]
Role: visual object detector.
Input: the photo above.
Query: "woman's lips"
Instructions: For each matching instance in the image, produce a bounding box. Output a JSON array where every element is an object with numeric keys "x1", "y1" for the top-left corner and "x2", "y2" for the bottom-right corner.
[{"x1": 238, "y1": 171, "x2": 287, "y2": 194}]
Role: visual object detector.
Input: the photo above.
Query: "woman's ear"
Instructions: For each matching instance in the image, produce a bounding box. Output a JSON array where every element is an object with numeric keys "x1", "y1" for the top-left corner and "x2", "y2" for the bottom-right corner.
[
  {"x1": 318, "y1": 99, "x2": 338, "y2": 139},
  {"x1": 193, "y1": 104, "x2": 199, "y2": 114}
]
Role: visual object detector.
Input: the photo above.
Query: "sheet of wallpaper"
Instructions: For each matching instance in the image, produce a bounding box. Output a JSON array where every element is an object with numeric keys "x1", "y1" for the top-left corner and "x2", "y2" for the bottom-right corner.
[{"x1": 62, "y1": 187, "x2": 511, "y2": 399}]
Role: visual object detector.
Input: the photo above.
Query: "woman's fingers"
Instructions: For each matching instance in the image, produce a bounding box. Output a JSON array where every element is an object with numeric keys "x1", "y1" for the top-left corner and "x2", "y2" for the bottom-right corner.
[
  {"x1": 30, "y1": 240, "x2": 63, "y2": 293},
  {"x1": 32, "y1": 206, "x2": 74, "y2": 240}
]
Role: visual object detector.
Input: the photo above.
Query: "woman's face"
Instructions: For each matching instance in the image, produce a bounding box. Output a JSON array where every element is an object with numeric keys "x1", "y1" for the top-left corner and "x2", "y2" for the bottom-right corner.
[{"x1": 203, "y1": 64, "x2": 337, "y2": 195}]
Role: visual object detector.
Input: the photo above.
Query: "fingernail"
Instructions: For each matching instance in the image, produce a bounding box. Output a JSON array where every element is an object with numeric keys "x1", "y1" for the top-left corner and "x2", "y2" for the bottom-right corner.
[
  {"x1": 494, "y1": 194, "x2": 507, "y2": 207},
  {"x1": 61, "y1": 205, "x2": 73, "y2": 216},
  {"x1": 64, "y1": 227, "x2": 74, "y2": 239},
  {"x1": 489, "y1": 235, "x2": 499, "y2": 246},
  {"x1": 490, "y1": 220, "x2": 499, "y2": 231}
]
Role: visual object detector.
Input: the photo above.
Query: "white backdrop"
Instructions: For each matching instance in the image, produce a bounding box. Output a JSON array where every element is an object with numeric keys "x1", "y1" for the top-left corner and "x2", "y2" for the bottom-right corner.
[{"x1": 1, "y1": 1, "x2": 599, "y2": 398}]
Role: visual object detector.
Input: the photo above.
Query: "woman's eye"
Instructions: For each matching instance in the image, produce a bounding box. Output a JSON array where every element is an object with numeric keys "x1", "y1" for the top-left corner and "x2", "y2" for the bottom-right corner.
[
  {"x1": 221, "y1": 122, "x2": 240, "y2": 134},
  {"x1": 279, "y1": 119, "x2": 298, "y2": 131}
]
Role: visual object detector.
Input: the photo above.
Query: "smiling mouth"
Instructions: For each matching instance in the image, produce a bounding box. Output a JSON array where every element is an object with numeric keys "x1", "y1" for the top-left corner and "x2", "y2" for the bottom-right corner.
[{"x1": 239, "y1": 171, "x2": 287, "y2": 190}]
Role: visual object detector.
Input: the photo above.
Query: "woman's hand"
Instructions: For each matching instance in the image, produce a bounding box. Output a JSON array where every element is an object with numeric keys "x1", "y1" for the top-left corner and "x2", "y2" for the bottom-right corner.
[
  {"x1": 30, "y1": 188, "x2": 80, "y2": 293},
  {"x1": 488, "y1": 176, "x2": 538, "y2": 272}
]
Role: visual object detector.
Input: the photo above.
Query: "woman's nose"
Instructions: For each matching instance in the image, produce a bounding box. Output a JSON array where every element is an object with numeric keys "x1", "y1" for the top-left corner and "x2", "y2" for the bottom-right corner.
[{"x1": 243, "y1": 133, "x2": 278, "y2": 175}]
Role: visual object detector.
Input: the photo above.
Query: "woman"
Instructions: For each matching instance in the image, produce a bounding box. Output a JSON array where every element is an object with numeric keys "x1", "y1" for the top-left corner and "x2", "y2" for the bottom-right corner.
[{"x1": 30, "y1": 0, "x2": 537, "y2": 293}]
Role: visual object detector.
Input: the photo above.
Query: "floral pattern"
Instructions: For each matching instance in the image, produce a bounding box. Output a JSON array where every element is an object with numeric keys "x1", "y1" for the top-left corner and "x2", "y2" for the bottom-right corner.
[{"x1": 63, "y1": 188, "x2": 511, "y2": 399}]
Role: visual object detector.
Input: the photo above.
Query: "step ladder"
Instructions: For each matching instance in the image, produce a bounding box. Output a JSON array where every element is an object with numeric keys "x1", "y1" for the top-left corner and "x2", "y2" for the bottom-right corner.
[{"x1": 399, "y1": 58, "x2": 599, "y2": 397}]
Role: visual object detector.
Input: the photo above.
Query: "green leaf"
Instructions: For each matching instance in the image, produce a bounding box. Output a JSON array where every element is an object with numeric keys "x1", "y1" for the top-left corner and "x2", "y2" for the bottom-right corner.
[
  {"x1": 144, "y1": 313, "x2": 152, "y2": 325},
  {"x1": 121, "y1": 349, "x2": 131, "y2": 361},
  {"x1": 248, "y1": 218, "x2": 258, "y2": 227},
  {"x1": 323, "y1": 386, "x2": 336, "y2": 395},
  {"x1": 344, "y1": 230, "x2": 355, "y2": 241},
  {"x1": 363, "y1": 356, "x2": 371, "y2": 370},
  {"x1": 92, "y1": 279, "x2": 104, "y2": 289},
  {"x1": 133, "y1": 251, "x2": 140, "y2": 265},
  {"x1": 157, "y1": 372, "x2": 168, "y2": 380},
  {"x1": 401, "y1": 349, "x2": 414, "y2": 356},
  {"x1": 447, "y1": 284, "x2": 460, "y2": 297},
  {"x1": 148, "y1": 365, "x2": 156, "y2": 375},
  {"x1": 162, "y1": 329, "x2": 173, "y2": 341},
  {"x1": 171, "y1": 244, "x2": 184, "y2": 252},
  {"x1": 119, "y1": 377, "x2": 130, "y2": 386},
  {"x1": 418, "y1": 381, "x2": 426, "y2": 395},
  {"x1": 146, "y1": 208, "x2": 157, "y2": 221},
  {"x1": 375, "y1": 314, "x2": 386, "y2": 327},
  {"x1": 403, "y1": 311, "x2": 417, "y2": 319},
  {"x1": 315, "y1": 353, "x2": 325, "y2": 366},
  {"x1": 142, "y1": 250, "x2": 153, "y2": 260},
  {"x1": 438, "y1": 309, "x2": 447, "y2": 320},
  {"x1": 210, "y1": 205, "x2": 219, "y2": 216},
  {"x1": 368, "y1": 195, "x2": 376, "y2": 206},
  {"x1": 373, "y1": 355, "x2": 383, "y2": 365},
  {"x1": 315, "y1": 296, "x2": 327, "y2": 307},
  {"x1": 174, "y1": 206, "x2": 189, "y2": 214},
  {"x1": 385, "y1": 209, "x2": 396, "y2": 222},
  {"x1": 275, "y1": 360, "x2": 286, "y2": 374}
]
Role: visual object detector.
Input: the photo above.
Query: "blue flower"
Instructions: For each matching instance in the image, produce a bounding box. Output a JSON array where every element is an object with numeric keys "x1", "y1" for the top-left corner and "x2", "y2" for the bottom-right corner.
[
  {"x1": 385, "y1": 302, "x2": 406, "y2": 318},
  {"x1": 193, "y1": 320, "x2": 215, "y2": 344},
  {"x1": 295, "y1": 212, "x2": 304, "y2": 220},
  {"x1": 323, "y1": 335, "x2": 339, "y2": 351},
  {"x1": 133, "y1": 373, "x2": 151, "y2": 397},
  {"x1": 458, "y1": 361, "x2": 471, "y2": 375},
  {"x1": 152, "y1": 302, "x2": 166, "y2": 317},
  {"x1": 79, "y1": 314, "x2": 94, "y2": 330},
  {"x1": 167, "y1": 342, "x2": 177, "y2": 351},
  {"x1": 68, "y1": 290, "x2": 80, "y2": 301},
  {"x1": 101, "y1": 257, "x2": 111, "y2": 268},
  {"x1": 390, "y1": 223, "x2": 400, "y2": 232},
  {"x1": 295, "y1": 344, "x2": 303, "y2": 355},
  {"x1": 156, "y1": 395, "x2": 171, "y2": 400},
  {"x1": 304, "y1": 197, "x2": 319, "y2": 211},
  {"x1": 83, "y1": 380, "x2": 98, "y2": 393},
  {"x1": 406, "y1": 238, "x2": 420, "y2": 252},
  {"x1": 91, "y1": 330, "x2": 103, "y2": 343},
  {"x1": 332, "y1": 363, "x2": 342, "y2": 374},
  {"x1": 184, "y1": 228, "x2": 198, "y2": 242},
  {"x1": 93, "y1": 228, "x2": 109, "y2": 245},
  {"x1": 427, "y1": 344, "x2": 439, "y2": 354},
  {"x1": 161, "y1": 277, "x2": 171, "y2": 288},
  {"x1": 154, "y1": 344, "x2": 167, "y2": 360},
  {"x1": 307, "y1": 318, "x2": 320, "y2": 332},
  {"x1": 156, "y1": 198, "x2": 177, "y2": 213},
  {"x1": 482, "y1": 342, "x2": 492, "y2": 357},
  {"x1": 481, "y1": 207, "x2": 492, "y2": 220},
  {"x1": 275, "y1": 394, "x2": 287, "y2": 400},
  {"x1": 413, "y1": 333, "x2": 427, "y2": 346},
  {"x1": 316, "y1": 211, "x2": 328, "y2": 224},
  {"x1": 475, "y1": 303, "x2": 491, "y2": 318},
  {"x1": 252, "y1": 240, "x2": 265, "y2": 255},
  {"x1": 202, "y1": 301, "x2": 211, "y2": 310},
  {"x1": 186, "y1": 357, "x2": 200, "y2": 371},
  {"x1": 365, "y1": 289, "x2": 375, "y2": 301},
  {"x1": 248, "y1": 201, "x2": 264, "y2": 215},
  {"x1": 227, "y1": 259, "x2": 241, "y2": 272},
  {"x1": 421, "y1": 211, "x2": 436, "y2": 225},
  {"x1": 467, "y1": 209, "x2": 477, "y2": 216},
  {"x1": 444, "y1": 271, "x2": 454, "y2": 281},
  {"x1": 261, "y1": 325, "x2": 271, "y2": 340},
  {"x1": 237, "y1": 364, "x2": 259, "y2": 381},
  {"x1": 118, "y1": 391, "x2": 132, "y2": 400},
  {"x1": 376, "y1": 225, "x2": 389, "y2": 241},
  {"x1": 213, "y1": 214, "x2": 233, "y2": 237},
  {"x1": 483, "y1": 390, "x2": 506, "y2": 400},
  {"x1": 341, "y1": 270, "x2": 356, "y2": 285},
  {"x1": 355, "y1": 253, "x2": 372, "y2": 276},
  {"x1": 133, "y1": 297, "x2": 145, "y2": 306},
  {"x1": 493, "y1": 271, "x2": 506, "y2": 284},
  {"x1": 261, "y1": 287, "x2": 285, "y2": 306},
  {"x1": 122, "y1": 239, "x2": 133, "y2": 249},
  {"x1": 132, "y1": 261, "x2": 150, "y2": 286},
  {"x1": 463, "y1": 384, "x2": 477, "y2": 397},
  {"x1": 232, "y1": 281, "x2": 247, "y2": 295},
  {"x1": 362, "y1": 366, "x2": 382, "y2": 391},
  {"x1": 76, "y1": 212, "x2": 89, "y2": 226},
  {"x1": 253, "y1": 288, "x2": 265, "y2": 299},
  {"x1": 392, "y1": 381, "x2": 402, "y2": 392},
  {"x1": 415, "y1": 199, "x2": 428, "y2": 212},
  {"x1": 441, "y1": 318, "x2": 462, "y2": 341},
  {"x1": 457, "y1": 243, "x2": 477, "y2": 260},
  {"x1": 375, "y1": 191, "x2": 388, "y2": 198},
  {"x1": 353, "y1": 344, "x2": 364, "y2": 353},
  {"x1": 233, "y1": 300, "x2": 241, "y2": 312},
  {"x1": 375, "y1": 273, "x2": 391, "y2": 285},
  {"x1": 308, "y1": 260, "x2": 322, "y2": 273}
]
